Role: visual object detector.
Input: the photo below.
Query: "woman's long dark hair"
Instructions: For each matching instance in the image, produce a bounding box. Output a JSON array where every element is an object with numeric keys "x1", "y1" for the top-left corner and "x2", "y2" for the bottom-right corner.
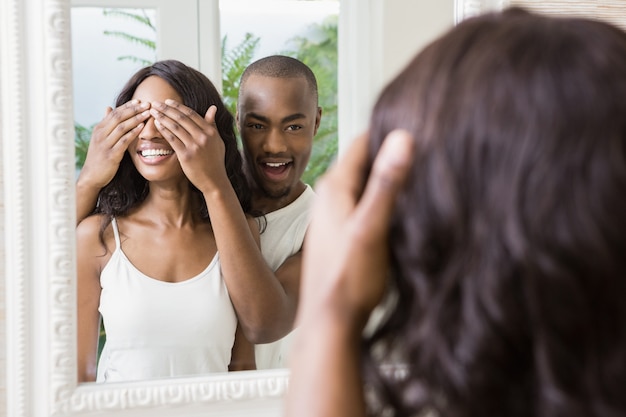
[
  {"x1": 364, "y1": 8, "x2": 626, "y2": 417},
  {"x1": 95, "y1": 60, "x2": 251, "y2": 233}
]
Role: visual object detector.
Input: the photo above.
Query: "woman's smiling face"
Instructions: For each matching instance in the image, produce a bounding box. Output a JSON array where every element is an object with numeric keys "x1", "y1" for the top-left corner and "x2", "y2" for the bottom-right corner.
[{"x1": 128, "y1": 76, "x2": 185, "y2": 183}]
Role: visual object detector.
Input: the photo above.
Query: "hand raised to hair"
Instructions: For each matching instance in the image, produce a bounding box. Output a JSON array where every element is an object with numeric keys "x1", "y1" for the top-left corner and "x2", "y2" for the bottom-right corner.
[
  {"x1": 298, "y1": 130, "x2": 415, "y2": 330},
  {"x1": 78, "y1": 100, "x2": 151, "y2": 189},
  {"x1": 149, "y1": 100, "x2": 229, "y2": 193}
]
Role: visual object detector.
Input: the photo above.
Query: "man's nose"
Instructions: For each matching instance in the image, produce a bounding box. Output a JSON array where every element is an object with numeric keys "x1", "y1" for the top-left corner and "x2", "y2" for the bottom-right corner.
[{"x1": 263, "y1": 129, "x2": 288, "y2": 153}]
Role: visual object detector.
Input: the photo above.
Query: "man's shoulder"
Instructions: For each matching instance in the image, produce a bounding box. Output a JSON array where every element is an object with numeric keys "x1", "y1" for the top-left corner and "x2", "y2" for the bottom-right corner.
[
  {"x1": 295, "y1": 183, "x2": 315, "y2": 200},
  {"x1": 262, "y1": 186, "x2": 314, "y2": 224},
  {"x1": 283, "y1": 184, "x2": 316, "y2": 212}
]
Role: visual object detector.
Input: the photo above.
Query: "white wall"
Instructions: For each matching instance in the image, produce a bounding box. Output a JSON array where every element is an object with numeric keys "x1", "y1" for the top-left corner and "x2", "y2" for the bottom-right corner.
[
  {"x1": 338, "y1": 0, "x2": 454, "y2": 151},
  {"x1": 382, "y1": 0, "x2": 454, "y2": 84}
]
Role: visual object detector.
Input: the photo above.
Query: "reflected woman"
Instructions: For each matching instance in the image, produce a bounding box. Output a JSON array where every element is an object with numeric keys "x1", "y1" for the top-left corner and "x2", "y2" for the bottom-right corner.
[{"x1": 76, "y1": 60, "x2": 256, "y2": 382}]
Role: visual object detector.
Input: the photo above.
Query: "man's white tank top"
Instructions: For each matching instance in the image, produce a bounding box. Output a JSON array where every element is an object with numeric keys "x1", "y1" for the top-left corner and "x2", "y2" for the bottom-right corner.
[
  {"x1": 96, "y1": 218, "x2": 237, "y2": 383},
  {"x1": 255, "y1": 185, "x2": 315, "y2": 369}
]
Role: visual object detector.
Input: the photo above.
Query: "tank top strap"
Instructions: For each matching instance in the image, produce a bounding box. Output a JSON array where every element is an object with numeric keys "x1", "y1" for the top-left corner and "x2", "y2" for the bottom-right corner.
[{"x1": 110, "y1": 217, "x2": 122, "y2": 249}]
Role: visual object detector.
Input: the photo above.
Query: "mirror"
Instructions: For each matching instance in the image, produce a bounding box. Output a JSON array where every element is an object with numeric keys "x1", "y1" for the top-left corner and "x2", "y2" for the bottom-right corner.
[
  {"x1": 0, "y1": 0, "x2": 460, "y2": 415},
  {"x1": 70, "y1": 0, "x2": 341, "y2": 380}
]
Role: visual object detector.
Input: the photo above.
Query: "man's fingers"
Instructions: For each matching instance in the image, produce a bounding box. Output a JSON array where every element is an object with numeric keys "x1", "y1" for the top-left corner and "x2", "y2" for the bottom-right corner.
[
  {"x1": 111, "y1": 123, "x2": 144, "y2": 154},
  {"x1": 153, "y1": 117, "x2": 186, "y2": 154},
  {"x1": 352, "y1": 129, "x2": 415, "y2": 236},
  {"x1": 161, "y1": 99, "x2": 207, "y2": 129},
  {"x1": 99, "y1": 101, "x2": 149, "y2": 144}
]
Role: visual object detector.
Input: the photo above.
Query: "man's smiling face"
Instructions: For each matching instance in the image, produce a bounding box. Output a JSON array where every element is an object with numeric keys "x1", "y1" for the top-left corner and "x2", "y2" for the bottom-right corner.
[{"x1": 238, "y1": 74, "x2": 321, "y2": 212}]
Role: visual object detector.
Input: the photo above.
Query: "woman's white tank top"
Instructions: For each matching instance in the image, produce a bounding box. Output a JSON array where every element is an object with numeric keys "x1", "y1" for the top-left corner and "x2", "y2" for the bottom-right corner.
[{"x1": 96, "y1": 218, "x2": 237, "y2": 383}]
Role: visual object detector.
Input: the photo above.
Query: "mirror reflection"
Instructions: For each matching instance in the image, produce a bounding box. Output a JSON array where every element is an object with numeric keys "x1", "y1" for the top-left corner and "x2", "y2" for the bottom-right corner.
[{"x1": 72, "y1": 0, "x2": 339, "y2": 383}]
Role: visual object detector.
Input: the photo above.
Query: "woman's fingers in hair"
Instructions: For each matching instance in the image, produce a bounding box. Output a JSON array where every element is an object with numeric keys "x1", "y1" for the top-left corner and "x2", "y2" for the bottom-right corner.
[
  {"x1": 353, "y1": 129, "x2": 414, "y2": 240},
  {"x1": 318, "y1": 129, "x2": 414, "y2": 226},
  {"x1": 300, "y1": 129, "x2": 414, "y2": 326},
  {"x1": 339, "y1": 129, "x2": 414, "y2": 314},
  {"x1": 204, "y1": 105, "x2": 218, "y2": 124}
]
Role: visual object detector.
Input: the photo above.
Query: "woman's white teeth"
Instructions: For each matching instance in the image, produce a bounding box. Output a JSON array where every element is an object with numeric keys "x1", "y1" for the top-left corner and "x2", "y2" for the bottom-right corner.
[
  {"x1": 141, "y1": 149, "x2": 173, "y2": 157},
  {"x1": 266, "y1": 162, "x2": 287, "y2": 167}
]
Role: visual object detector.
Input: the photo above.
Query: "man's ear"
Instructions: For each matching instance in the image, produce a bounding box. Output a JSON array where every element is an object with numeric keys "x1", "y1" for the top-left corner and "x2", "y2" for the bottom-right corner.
[{"x1": 313, "y1": 106, "x2": 323, "y2": 135}]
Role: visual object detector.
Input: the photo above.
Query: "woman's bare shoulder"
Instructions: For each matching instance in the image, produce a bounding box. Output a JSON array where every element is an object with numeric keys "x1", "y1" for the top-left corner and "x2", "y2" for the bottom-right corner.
[
  {"x1": 76, "y1": 214, "x2": 115, "y2": 252},
  {"x1": 76, "y1": 213, "x2": 108, "y2": 235}
]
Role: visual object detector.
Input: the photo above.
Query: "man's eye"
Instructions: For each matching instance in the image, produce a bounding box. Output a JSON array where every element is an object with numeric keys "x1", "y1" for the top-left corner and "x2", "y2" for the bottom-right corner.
[
  {"x1": 286, "y1": 125, "x2": 302, "y2": 131},
  {"x1": 247, "y1": 123, "x2": 264, "y2": 129}
]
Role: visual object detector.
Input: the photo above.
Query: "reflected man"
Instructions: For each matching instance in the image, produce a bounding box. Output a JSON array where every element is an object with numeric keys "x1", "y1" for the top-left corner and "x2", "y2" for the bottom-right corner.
[{"x1": 237, "y1": 55, "x2": 321, "y2": 368}]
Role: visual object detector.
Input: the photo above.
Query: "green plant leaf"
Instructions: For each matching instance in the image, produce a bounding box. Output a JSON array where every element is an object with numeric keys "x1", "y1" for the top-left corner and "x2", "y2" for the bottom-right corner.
[
  {"x1": 103, "y1": 31, "x2": 156, "y2": 50},
  {"x1": 103, "y1": 9, "x2": 156, "y2": 31},
  {"x1": 74, "y1": 122, "x2": 95, "y2": 170},
  {"x1": 287, "y1": 16, "x2": 339, "y2": 186},
  {"x1": 102, "y1": 8, "x2": 156, "y2": 66},
  {"x1": 221, "y1": 33, "x2": 260, "y2": 117}
]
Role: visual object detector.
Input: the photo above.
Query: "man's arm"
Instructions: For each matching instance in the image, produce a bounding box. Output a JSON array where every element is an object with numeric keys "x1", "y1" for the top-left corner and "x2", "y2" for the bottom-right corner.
[
  {"x1": 75, "y1": 101, "x2": 151, "y2": 225},
  {"x1": 150, "y1": 100, "x2": 301, "y2": 343},
  {"x1": 271, "y1": 251, "x2": 303, "y2": 329},
  {"x1": 76, "y1": 180, "x2": 101, "y2": 224},
  {"x1": 199, "y1": 176, "x2": 299, "y2": 343},
  {"x1": 285, "y1": 130, "x2": 415, "y2": 417},
  {"x1": 229, "y1": 323, "x2": 257, "y2": 371}
]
